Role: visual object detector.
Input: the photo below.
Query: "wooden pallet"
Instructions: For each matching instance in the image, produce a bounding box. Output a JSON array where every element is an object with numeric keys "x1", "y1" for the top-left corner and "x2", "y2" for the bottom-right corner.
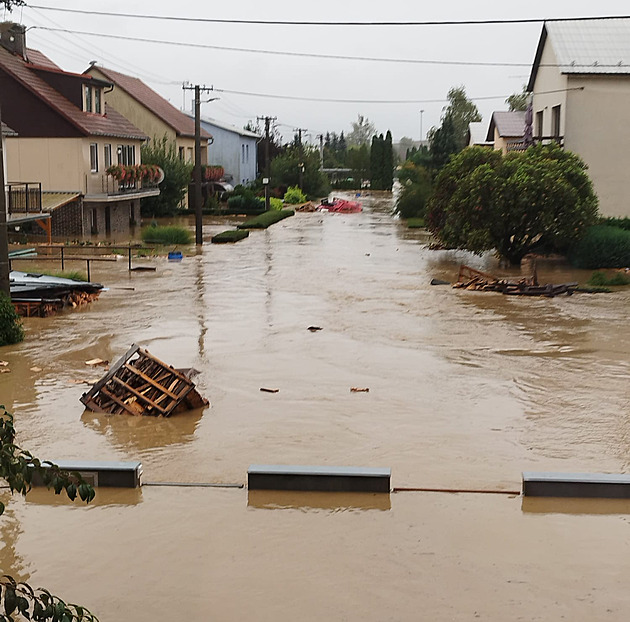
[{"x1": 80, "y1": 344, "x2": 208, "y2": 417}]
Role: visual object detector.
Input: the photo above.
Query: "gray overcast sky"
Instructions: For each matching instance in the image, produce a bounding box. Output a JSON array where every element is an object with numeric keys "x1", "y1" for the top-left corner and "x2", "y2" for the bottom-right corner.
[{"x1": 5, "y1": 1, "x2": 630, "y2": 144}]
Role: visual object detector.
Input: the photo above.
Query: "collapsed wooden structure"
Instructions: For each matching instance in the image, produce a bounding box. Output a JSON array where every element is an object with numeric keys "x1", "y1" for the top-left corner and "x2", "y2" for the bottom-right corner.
[
  {"x1": 454, "y1": 265, "x2": 577, "y2": 297},
  {"x1": 80, "y1": 344, "x2": 208, "y2": 417}
]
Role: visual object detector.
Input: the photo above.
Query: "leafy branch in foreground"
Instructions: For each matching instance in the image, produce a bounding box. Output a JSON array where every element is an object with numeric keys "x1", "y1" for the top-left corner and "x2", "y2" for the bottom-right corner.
[{"x1": 0, "y1": 406, "x2": 98, "y2": 621}]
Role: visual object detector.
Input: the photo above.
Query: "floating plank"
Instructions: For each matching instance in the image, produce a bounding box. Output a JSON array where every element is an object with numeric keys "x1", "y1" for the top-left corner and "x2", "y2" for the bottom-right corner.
[
  {"x1": 31, "y1": 460, "x2": 143, "y2": 488},
  {"x1": 248, "y1": 464, "x2": 391, "y2": 493},
  {"x1": 522, "y1": 471, "x2": 630, "y2": 498}
]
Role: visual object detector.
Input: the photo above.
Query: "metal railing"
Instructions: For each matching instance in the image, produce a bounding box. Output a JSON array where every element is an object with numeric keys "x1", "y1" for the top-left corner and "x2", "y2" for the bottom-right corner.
[
  {"x1": 6, "y1": 181, "x2": 42, "y2": 214},
  {"x1": 86, "y1": 174, "x2": 158, "y2": 196}
]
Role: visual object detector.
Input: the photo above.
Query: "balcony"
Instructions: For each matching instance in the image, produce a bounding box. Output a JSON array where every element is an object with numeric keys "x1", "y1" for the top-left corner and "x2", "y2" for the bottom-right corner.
[{"x1": 5, "y1": 181, "x2": 42, "y2": 215}]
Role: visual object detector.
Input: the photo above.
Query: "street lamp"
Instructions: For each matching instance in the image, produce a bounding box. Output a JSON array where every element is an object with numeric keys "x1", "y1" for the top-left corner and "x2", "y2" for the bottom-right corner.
[{"x1": 420, "y1": 109, "x2": 424, "y2": 143}]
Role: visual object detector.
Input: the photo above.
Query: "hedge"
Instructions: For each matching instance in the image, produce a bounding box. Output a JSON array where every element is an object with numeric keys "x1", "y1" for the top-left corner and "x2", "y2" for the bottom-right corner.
[
  {"x1": 227, "y1": 195, "x2": 265, "y2": 215},
  {"x1": 237, "y1": 209, "x2": 295, "y2": 230},
  {"x1": 569, "y1": 225, "x2": 630, "y2": 269},
  {"x1": 141, "y1": 225, "x2": 192, "y2": 245},
  {"x1": 211, "y1": 230, "x2": 249, "y2": 244}
]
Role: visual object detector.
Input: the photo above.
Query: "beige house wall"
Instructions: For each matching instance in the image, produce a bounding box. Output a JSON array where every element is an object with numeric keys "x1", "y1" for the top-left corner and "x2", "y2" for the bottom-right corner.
[
  {"x1": 531, "y1": 43, "x2": 568, "y2": 139},
  {"x1": 1, "y1": 134, "x2": 7, "y2": 184},
  {"x1": 6, "y1": 136, "x2": 143, "y2": 194},
  {"x1": 565, "y1": 76, "x2": 630, "y2": 218}
]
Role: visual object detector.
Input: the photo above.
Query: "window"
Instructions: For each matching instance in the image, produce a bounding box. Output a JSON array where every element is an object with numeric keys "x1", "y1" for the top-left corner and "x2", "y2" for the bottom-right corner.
[
  {"x1": 84, "y1": 85, "x2": 92, "y2": 113},
  {"x1": 117, "y1": 144, "x2": 135, "y2": 165},
  {"x1": 187, "y1": 147, "x2": 193, "y2": 163},
  {"x1": 241, "y1": 144, "x2": 245, "y2": 163},
  {"x1": 94, "y1": 88, "x2": 102, "y2": 114},
  {"x1": 246, "y1": 144, "x2": 249, "y2": 163},
  {"x1": 551, "y1": 105, "x2": 561, "y2": 139},
  {"x1": 535, "y1": 110, "x2": 544, "y2": 139},
  {"x1": 178, "y1": 146, "x2": 185, "y2": 160},
  {"x1": 89, "y1": 143, "x2": 98, "y2": 172},
  {"x1": 104, "y1": 144, "x2": 112, "y2": 168}
]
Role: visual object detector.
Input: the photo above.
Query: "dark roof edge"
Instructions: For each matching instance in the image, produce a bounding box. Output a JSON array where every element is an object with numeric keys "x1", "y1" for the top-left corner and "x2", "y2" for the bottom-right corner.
[
  {"x1": 485, "y1": 116, "x2": 496, "y2": 142},
  {"x1": 527, "y1": 24, "x2": 548, "y2": 92}
]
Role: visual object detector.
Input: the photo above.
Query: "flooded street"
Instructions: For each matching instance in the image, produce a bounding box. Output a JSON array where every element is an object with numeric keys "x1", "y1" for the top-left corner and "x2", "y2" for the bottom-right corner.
[{"x1": 2, "y1": 193, "x2": 630, "y2": 620}]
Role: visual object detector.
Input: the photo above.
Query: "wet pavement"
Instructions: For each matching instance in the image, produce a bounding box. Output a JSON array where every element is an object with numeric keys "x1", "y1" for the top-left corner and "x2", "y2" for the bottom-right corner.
[{"x1": 1, "y1": 193, "x2": 630, "y2": 620}]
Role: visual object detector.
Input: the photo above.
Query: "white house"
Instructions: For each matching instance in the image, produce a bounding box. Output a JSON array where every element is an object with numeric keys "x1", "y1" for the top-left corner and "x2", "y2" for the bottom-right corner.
[
  {"x1": 528, "y1": 18, "x2": 630, "y2": 218},
  {"x1": 189, "y1": 115, "x2": 260, "y2": 187}
]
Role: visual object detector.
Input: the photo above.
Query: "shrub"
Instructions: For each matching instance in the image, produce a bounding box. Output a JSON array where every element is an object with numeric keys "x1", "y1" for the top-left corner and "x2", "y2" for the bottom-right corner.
[
  {"x1": 269, "y1": 197, "x2": 284, "y2": 210},
  {"x1": 569, "y1": 225, "x2": 630, "y2": 269},
  {"x1": 141, "y1": 225, "x2": 192, "y2": 245},
  {"x1": 0, "y1": 292, "x2": 24, "y2": 346},
  {"x1": 211, "y1": 229, "x2": 250, "y2": 244},
  {"x1": 283, "y1": 185, "x2": 306, "y2": 204},
  {"x1": 226, "y1": 194, "x2": 265, "y2": 215},
  {"x1": 600, "y1": 216, "x2": 630, "y2": 231},
  {"x1": 406, "y1": 218, "x2": 426, "y2": 229},
  {"x1": 237, "y1": 209, "x2": 295, "y2": 229},
  {"x1": 587, "y1": 270, "x2": 630, "y2": 286}
]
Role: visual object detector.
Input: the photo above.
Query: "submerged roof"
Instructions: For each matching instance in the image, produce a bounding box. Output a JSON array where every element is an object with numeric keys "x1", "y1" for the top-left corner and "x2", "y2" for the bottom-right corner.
[
  {"x1": 90, "y1": 66, "x2": 211, "y2": 140},
  {"x1": 0, "y1": 46, "x2": 147, "y2": 140},
  {"x1": 528, "y1": 18, "x2": 630, "y2": 90},
  {"x1": 486, "y1": 111, "x2": 525, "y2": 141}
]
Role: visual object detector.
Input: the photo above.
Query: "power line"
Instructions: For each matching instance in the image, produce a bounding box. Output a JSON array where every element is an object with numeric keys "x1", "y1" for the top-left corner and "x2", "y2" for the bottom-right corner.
[
  {"x1": 213, "y1": 86, "x2": 585, "y2": 105},
  {"x1": 30, "y1": 26, "x2": 630, "y2": 70},
  {"x1": 26, "y1": 6, "x2": 630, "y2": 27}
]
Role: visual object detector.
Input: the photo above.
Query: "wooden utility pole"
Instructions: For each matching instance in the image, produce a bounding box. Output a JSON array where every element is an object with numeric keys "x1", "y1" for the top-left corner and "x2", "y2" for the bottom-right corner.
[
  {"x1": 294, "y1": 127, "x2": 307, "y2": 190},
  {"x1": 182, "y1": 83, "x2": 214, "y2": 246},
  {"x1": 0, "y1": 100, "x2": 10, "y2": 296},
  {"x1": 257, "y1": 116, "x2": 276, "y2": 210}
]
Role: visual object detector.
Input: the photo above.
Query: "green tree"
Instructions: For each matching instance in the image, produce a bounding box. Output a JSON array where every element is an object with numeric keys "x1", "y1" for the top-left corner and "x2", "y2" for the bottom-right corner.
[
  {"x1": 442, "y1": 86, "x2": 482, "y2": 151},
  {"x1": 429, "y1": 116, "x2": 459, "y2": 171},
  {"x1": 506, "y1": 85, "x2": 529, "y2": 112},
  {"x1": 427, "y1": 143, "x2": 599, "y2": 265},
  {"x1": 383, "y1": 130, "x2": 394, "y2": 191},
  {"x1": 347, "y1": 145, "x2": 370, "y2": 186},
  {"x1": 395, "y1": 163, "x2": 433, "y2": 219},
  {"x1": 0, "y1": 406, "x2": 97, "y2": 621},
  {"x1": 347, "y1": 114, "x2": 376, "y2": 147},
  {"x1": 0, "y1": 292, "x2": 23, "y2": 346},
  {"x1": 369, "y1": 134, "x2": 384, "y2": 190},
  {"x1": 270, "y1": 145, "x2": 329, "y2": 197},
  {"x1": 140, "y1": 136, "x2": 193, "y2": 217}
]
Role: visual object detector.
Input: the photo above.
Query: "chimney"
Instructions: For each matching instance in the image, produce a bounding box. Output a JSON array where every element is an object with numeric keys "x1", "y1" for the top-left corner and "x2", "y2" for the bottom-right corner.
[{"x1": 0, "y1": 22, "x2": 27, "y2": 60}]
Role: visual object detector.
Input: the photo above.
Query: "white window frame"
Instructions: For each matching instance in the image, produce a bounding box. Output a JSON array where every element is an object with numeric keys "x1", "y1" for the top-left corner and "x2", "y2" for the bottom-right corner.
[{"x1": 89, "y1": 143, "x2": 98, "y2": 172}]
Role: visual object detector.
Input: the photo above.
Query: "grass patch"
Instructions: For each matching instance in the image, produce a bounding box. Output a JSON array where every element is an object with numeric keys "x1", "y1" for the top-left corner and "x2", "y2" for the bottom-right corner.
[
  {"x1": 211, "y1": 229, "x2": 249, "y2": 244},
  {"x1": 237, "y1": 209, "x2": 295, "y2": 230},
  {"x1": 575, "y1": 285, "x2": 612, "y2": 293},
  {"x1": 587, "y1": 270, "x2": 630, "y2": 287},
  {"x1": 141, "y1": 225, "x2": 192, "y2": 245},
  {"x1": 406, "y1": 217, "x2": 426, "y2": 229}
]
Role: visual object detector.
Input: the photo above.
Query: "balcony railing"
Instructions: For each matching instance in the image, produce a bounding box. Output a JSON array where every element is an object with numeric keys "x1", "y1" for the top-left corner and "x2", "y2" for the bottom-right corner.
[
  {"x1": 6, "y1": 182, "x2": 42, "y2": 214},
  {"x1": 85, "y1": 174, "x2": 159, "y2": 196}
]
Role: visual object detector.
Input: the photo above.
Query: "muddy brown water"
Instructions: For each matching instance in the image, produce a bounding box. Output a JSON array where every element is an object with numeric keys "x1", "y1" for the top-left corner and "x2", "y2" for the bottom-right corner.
[{"x1": 1, "y1": 193, "x2": 630, "y2": 620}]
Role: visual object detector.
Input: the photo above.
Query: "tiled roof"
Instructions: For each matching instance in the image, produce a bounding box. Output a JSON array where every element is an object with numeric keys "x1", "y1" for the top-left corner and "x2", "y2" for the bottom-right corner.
[
  {"x1": 528, "y1": 18, "x2": 630, "y2": 89},
  {"x1": 25, "y1": 48, "x2": 61, "y2": 71},
  {"x1": 91, "y1": 66, "x2": 211, "y2": 140},
  {"x1": 0, "y1": 46, "x2": 147, "y2": 140},
  {"x1": 467, "y1": 121, "x2": 491, "y2": 146},
  {"x1": 486, "y1": 111, "x2": 525, "y2": 141}
]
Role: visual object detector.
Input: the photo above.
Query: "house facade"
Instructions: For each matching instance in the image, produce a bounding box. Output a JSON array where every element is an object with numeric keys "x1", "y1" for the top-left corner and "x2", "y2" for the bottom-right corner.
[
  {"x1": 528, "y1": 19, "x2": 630, "y2": 218},
  {"x1": 0, "y1": 22, "x2": 157, "y2": 239},
  {"x1": 485, "y1": 111, "x2": 526, "y2": 154},
  {"x1": 85, "y1": 65, "x2": 211, "y2": 166},
  {"x1": 190, "y1": 115, "x2": 259, "y2": 186}
]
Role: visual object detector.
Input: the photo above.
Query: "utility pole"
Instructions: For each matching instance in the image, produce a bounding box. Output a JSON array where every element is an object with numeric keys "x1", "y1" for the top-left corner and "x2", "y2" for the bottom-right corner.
[
  {"x1": 316, "y1": 134, "x2": 324, "y2": 169},
  {"x1": 257, "y1": 116, "x2": 276, "y2": 211},
  {"x1": 294, "y1": 127, "x2": 307, "y2": 190},
  {"x1": 0, "y1": 100, "x2": 10, "y2": 296},
  {"x1": 182, "y1": 83, "x2": 214, "y2": 246}
]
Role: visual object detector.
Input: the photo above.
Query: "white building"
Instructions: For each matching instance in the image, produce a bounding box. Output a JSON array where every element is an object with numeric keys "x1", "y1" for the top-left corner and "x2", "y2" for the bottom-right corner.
[{"x1": 190, "y1": 115, "x2": 260, "y2": 187}]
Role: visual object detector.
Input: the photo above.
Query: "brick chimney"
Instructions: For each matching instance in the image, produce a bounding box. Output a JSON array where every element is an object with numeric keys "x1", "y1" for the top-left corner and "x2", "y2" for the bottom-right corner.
[{"x1": 0, "y1": 22, "x2": 27, "y2": 60}]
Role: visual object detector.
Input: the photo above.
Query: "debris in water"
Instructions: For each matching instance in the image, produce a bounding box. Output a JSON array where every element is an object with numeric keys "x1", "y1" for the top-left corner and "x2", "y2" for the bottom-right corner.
[
  {"x1": 85, "y1": 358, "x2": 109, "y2": 367},
  {"x1": 350, "y1": 387, "x2": 370, "y2": 393},
  {"x1": 430, "y1": 278, "x2": 450, "y2": 286},
  {"x1": 260, "y1": 387, "x2": 280, "y2": 393},
  {"x1": 307, "y1": 326, "x2": 323, "y2": 332},
  {"x1": 80, "y1": 344, "x2": 208, "y2": 417},
  {"x1": 454, "y1": 265, "x2": 577, "y2": 297},
  {"x1": 30, "y1": 366, "x2": 42, "y2": 372}
]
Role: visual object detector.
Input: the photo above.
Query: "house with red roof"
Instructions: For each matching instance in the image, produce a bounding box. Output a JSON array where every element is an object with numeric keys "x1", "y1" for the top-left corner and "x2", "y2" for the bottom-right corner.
[
  {"x1": 0, "y1": 22, "x2": 158, "y2": 239},
  {"x1": 84, "y1": 64, "x2": 211, "y2": 166}
]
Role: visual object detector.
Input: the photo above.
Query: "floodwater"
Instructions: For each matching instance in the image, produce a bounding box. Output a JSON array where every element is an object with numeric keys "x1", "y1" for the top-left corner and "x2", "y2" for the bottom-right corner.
[{"x1": 1, "y1": 193, "x2": 630, "y2": 621}]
